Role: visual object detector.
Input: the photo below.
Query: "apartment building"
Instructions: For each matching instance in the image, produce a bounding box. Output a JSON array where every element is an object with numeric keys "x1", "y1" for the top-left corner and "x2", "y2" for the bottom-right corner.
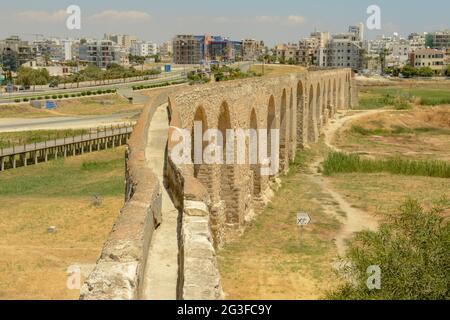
[
  {"x1": 172, "y1": 35, "x2": 203, "y2": 65},
  {"x1": 159, "y1": 41, "x2": 173, "y2": 58},
  {"x1": 242, "y1": 39, "x2": 264, "y2": 61},
  {"x1": 130, "y1": 41, "x2": 158, "y2": 57},
  {"x1": 0, "y1": 36, "x2": 34, "y2": 71},
  {"x1": 410, "y1": 48, "x2": 446, "y2": 73},
  {"x1": 104, "y1": 34, "x2": 137, "y2": 50},
  {"x1": 327, "y1": 38, "x2": 363, "y2": 69},
  {"x1": 79, "y1": 40, "x2": 128, "y2": 68},
  {"x1": 426, "y1": 30, "x2": 450, "y2": 49}
]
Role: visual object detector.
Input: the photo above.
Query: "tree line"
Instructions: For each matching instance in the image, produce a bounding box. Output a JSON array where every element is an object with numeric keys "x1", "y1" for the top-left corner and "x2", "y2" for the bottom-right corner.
[{"x1": 15, "y1": 63, "x2": 162, "y2": 90}]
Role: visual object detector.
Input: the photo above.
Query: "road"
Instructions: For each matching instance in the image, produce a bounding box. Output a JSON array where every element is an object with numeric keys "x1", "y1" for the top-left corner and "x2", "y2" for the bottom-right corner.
[
  {"x1": 0, "y1": 112, "x2": 139, "y2": 132},
  {"x1": 0, "y1": 73, "x2": 187, "y2": 104}
]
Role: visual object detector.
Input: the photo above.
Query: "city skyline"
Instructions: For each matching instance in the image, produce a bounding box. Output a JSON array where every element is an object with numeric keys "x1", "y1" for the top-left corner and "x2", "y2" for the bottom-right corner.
[{"x1": 1, "y1": 0, "x2": 449, "y2": 45}]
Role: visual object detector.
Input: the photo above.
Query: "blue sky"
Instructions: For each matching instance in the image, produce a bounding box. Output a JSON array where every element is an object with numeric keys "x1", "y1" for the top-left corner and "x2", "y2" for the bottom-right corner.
[{"x1": 1, "y1": 0, "x2": 449, "y2": 45}]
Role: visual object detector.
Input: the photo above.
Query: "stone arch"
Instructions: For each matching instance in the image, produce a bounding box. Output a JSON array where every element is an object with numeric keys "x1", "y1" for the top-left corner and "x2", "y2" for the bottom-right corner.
[
  {"x1": 289, "y1": 88, "x2": 295, "y2": 161},
  {"x1": 217, "y1": 102, "x2": 239, "y2": 225},
  {"x1": 192, "y1": 106, "x2": 209, "y2": 180},
  {"x1": 296, "y1": 80, "x2": 305, "y2": 148},
  {"x1": 279, "y1": 89, "x2": 288, "y2": 171},
  {"x1": 322, "y1": 82, "x2": 327, "y2": 125},
  {"x1": 327, "y1": 79, "x2": 332, "y2": 119},
  {"x1": 250, "y1": 108, "x2": 261, "y2": 197},
  {"x1": 316, "y1": 83, "x2": 321, "y2": 134},
  {"x1": 333, "y1": 79, "x2": 337, "y2": 115},
  {"x1": 267, "y1": 95, "x2": 277, "y2": 176},
  {"x1": 307, "y1": 84, "x2": 316, "y2": 142}
]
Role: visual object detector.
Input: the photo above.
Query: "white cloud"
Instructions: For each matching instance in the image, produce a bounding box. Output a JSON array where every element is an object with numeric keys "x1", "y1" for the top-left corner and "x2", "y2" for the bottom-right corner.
[
  {"x1": 286, "y1": 15, "x2": 306, "y2": 25},
  {"x1": 255, "y1": 16, "x2": 281, "y2": 23},
  {"x1": 17, "y1": 10, "x2": 67, "y2": 22},
  {"x1": 255, "y1": 15, "x2": 306, "y2": 26},
  {"x1": 212, "y1": 16, "x2": 232, "y2": 24},
  {"x1": 88, "y1": 10, "x2": 151, "y2": 22}
]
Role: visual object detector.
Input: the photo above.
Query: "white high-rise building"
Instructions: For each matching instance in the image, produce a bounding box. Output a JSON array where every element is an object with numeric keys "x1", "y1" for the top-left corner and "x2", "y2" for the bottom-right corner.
[
  {"x1": 61, "y1": 39, "x2": 73, "y2": 61},
  {"x1": 130, "y1": 41, "x2": 158, "y2": 57}
]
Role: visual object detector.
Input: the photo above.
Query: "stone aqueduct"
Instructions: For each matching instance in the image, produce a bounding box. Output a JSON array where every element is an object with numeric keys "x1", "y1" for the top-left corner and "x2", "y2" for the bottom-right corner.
[{"x1": 81, "y1": 68, "x2": 357, "y2": 300}]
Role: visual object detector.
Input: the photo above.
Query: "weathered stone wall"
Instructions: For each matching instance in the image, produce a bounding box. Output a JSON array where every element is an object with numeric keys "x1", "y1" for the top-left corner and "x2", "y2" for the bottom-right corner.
[
  {"x1": 165, "y1": 68, "x2": 356, "y2": 299},
  {"x1": 81, "y1": 69, "x2": 356, "y2": 300},
  {"x1": 80, "y1": 88, "x2": 184, "y2": 300}
]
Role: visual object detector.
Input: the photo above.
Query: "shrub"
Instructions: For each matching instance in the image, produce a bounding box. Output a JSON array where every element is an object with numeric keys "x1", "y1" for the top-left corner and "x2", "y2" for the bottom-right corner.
[
  {"x1": 23, "y1": 98, "x2": 29, "y2": 102},
  {"x1": 58, "y1": 95, "x2": 63, "y2": 99},
  {"x1": 45, "y1": 95, "x2": 50, "y2": 99},
  {"x1": 71, "y1": 94, "x2": 77, "y2": 97},
  {"x1": 14, "y1": 98, "x2": 21, "y2": 103},
  {"x1": 97, "y1": 89, "x2": 103, "y2": 94},
  {"x1": 328, "y1": 199, "x2": 450, "y2": 300},
  {"x1": 81, "y1": 92, "x2": 87, "y2": 96},
  {"x1": 30, "y1": 97, "x2": 36, "y2": 101},
  {"x1": 52, "y1": 95, "x2": 58, "y2": 99},
  {"x1": 64, "y1": 94, "x2": 69, "y2": 98},
  {"x1": 86, "y1": 91, "x2": 92, "y2": 96}
]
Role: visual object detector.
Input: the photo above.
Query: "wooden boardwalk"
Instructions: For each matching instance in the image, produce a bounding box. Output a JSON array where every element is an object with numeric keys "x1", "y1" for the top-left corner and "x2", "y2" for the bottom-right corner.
[{"x1": 0, "y1": 125, "x2": 134, "y2": 171}]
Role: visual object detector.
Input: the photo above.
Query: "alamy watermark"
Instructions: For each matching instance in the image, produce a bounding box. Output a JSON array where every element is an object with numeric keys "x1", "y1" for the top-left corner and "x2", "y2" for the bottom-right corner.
[
  {"x1": 366, "y1": 265, "x2": 382, "y2": 290},
  {"x1": 66, "y1": 5, "x2": 81, "y2": 30},
  {"x1": 170, "y1": 122, "x2": 281, "y2": 176},
  {"x1": 366, "y1": 5, "x2": 381, "y2": 30}
]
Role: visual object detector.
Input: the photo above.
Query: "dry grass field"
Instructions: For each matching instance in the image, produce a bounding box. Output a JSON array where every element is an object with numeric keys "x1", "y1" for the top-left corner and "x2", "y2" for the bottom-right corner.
[
  {"x1": 218, "y1": 83, "x2": 450, "y2": 300},
  {"x1": 0, "y1": 147, "x2": 125, "y2": 299},
  {"x1": 0, "y1": 94, "x2": 143, "y2": 118}
]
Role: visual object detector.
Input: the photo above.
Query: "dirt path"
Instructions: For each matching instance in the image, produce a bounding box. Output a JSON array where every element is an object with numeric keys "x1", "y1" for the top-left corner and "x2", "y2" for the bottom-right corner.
[{"x1": 308, "y1": 110, "x2": 385, "y2": 256}]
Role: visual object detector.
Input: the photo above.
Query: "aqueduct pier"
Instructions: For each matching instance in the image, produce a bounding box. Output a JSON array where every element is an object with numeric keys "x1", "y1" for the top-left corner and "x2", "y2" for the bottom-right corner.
[{"x1": 80, "y1": 68, "x2": 357, "y2": 300}]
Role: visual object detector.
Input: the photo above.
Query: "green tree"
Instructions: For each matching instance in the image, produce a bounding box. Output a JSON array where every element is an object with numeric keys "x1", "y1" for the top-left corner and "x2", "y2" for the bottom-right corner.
[
  {"x1": 417, "y1": 67, "x2": 434, "y2": 77},
  {"x1": 15, "y1": 66, "x2": 33, "y2": 87},
  {"x1": 401, "y1": 65, "x2": 418, "y2": 78},
  {"x1": 31, "y1": 69, "x2": 50, "y2": 91},
  {"x1": 82, "y1": 65, "x2": 102, "y2": 85},
  {"x1": 329, "y1": 199, "x2": 450, "y2": 300},
  {"x1": 444, "y1": 65, "x2": 450, "y2": 77}
]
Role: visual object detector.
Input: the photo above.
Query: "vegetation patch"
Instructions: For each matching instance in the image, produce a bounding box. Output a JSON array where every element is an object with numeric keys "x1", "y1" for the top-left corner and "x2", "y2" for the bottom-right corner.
[
  {"x1": 328, "y1": 199, "x2": 450, "y2": 300},
  {"x1": 323, "y1": 152, "x2": 450, "y2": 179}
]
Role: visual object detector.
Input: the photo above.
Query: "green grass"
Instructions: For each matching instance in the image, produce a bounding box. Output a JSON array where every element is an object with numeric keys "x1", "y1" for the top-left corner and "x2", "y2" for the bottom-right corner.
[
  {"x1": 323, "y1": 152, "x2": 450, "y2": 179},
  {"x1": 0, "y1": 129, "x2": 88, "y2": 148},
  {"x1": 363, "y1": 88, "x2": 450, "y2": 107},
  {"x1": 328, "y1": 198, "x2": 450, "y2": 300},
  {"x1": 350, "y1": 124, "x2": 450, "y2": 137},
  {"x1": 0, "y1": 148, "x2": 124, "y2": 197},
  {"x1": 358, "y1": 92, "x2": 412, "y2": 110}
]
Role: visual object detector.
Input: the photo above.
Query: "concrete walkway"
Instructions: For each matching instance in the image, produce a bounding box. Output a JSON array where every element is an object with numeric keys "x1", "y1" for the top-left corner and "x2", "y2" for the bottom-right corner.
[{"x1": 141, "y1": 103, "x2": 179, "y2": 300}]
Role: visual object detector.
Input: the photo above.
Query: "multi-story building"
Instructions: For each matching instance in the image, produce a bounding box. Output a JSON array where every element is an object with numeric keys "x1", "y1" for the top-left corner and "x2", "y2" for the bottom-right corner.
[
  {"x1": 410, "y1": 48, "x2": 446, "y2": 73},
  {"x1": 242, "y1": 39, "x2": 264, "y2": 61},
  {"x1": 172, "y1": 34, "x2": 243, "y2": 65},
  {"x1": 172, "y1": 35, "x2": 203, "y2": 65},
  {"x1": 79, "y1": 40, "x2": 116, "y2": 68},
  {"x1": 275, "y1": 43, "x2": 298, "y2": 63},
  {"x1": 130, "y1": 41, "x2": 158, "y2": 57},
  {"x1": 158, "y1": 41, "x2": 173, "y2": 58},
  {"x1": 104, "y1": 34, "x2": 137, "y2": 51},
  {"x1": 298, "y1": 37, "x2": 319, "y2": 66},
  {"x1": 426, "y1": 30, "x2": 450, "y2": 49},
  {"x1": 0, "y1": 36, "x2": 34, "y2": 71},
  {"x1": 327, "y1": 38, "x2": 364, "y2": 69}
]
